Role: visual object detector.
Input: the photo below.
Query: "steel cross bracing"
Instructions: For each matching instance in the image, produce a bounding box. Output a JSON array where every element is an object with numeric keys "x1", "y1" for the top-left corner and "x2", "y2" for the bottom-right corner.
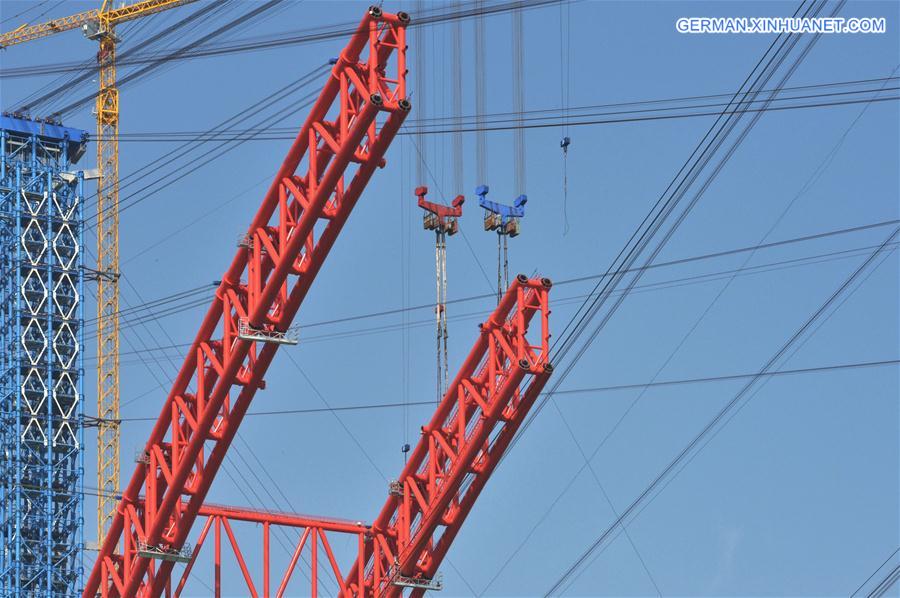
[
  {"x1": 348, "y1": 275, "x2": 552, "y2": 597},
  {"x1": 1, "y1": 117, "x2": 88, "y2": 597},
  {"x1": 84, "y1": 7, "x2": 409, "y2": 597},
  {"x1": 154, "y1": 275, "x2": 551, "y2": 597},
  {"x1": 171, "y1": 503, "x2": 369, "y2": 597},
  {"x1": 95, "y1": 26, "x2": 122, "y2": 544},
  {"x1": 1, "y1": 0, "x2": 202, "y2": 546}
]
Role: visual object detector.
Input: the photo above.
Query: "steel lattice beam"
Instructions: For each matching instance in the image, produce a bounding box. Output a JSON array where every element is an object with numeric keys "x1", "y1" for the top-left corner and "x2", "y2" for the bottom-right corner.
[
  {"x1": 171, "y1": 504, "x2": 368, "y2": 597},
  {"x1": 84, "y1": 7, "x2": 409, "y2": 597},
  {"x1": 346, "y1": 275, "x2": 553, "y2": 597},
  {"x1": 155, "y1": 275, "x2": 552, "y2": 597}
]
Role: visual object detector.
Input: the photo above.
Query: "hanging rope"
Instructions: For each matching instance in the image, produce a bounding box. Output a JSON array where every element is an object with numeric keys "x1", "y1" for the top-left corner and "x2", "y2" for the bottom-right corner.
[
  {"x1": 417, "y1": 187, "x2": 462, "y2": 404},
  {"x1": 401, "y1": 139, "x2": 410, "y2": 461},
  {"x1": 474, "y1": 0, "x2": 487, "y2": 185},
  {"x1": 503, "y1": 233, "x2": 509, "y2": 296},
  {"x1": 496, "y1": 231, "x2": 503, "y2": 303},
  {"x1": 559, "y1": 0, "x2": 572, "y2": 234},
  {"x1": 512, "y1": 2, "x2": 525, "y2": 196},
  {"x1": 440, "y1": 232, "x2": 449, "y2": 396},
  {"x1": 435, "y1": 230, "x2": 447, "y2": 402},
  {"x1": 452, "y1": 1, "x2": 464, "y2": 195},
  {"x1": 415, "y1": 0, "x2": 427, "y2": 187}
]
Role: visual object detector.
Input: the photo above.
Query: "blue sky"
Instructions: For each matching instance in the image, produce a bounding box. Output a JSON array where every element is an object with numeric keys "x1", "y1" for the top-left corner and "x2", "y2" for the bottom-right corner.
[{"x1": 2, "y1": 0, "x2": 898, "y2": 595}]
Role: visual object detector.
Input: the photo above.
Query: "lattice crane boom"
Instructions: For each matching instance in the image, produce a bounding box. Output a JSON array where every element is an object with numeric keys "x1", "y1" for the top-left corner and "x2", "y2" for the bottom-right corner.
[
  {"x1": 0, "y1": 0, "x2": 195, "y2": 47},
  {"x1": 83, "y1": 7, "x2": 410, "y2": 597},
  {"x1": 346, "y1": 274, "x2": 553, "y2": 596},
  {"x1": 134, "y1": 275, "x2": 552, "y2": 597}
]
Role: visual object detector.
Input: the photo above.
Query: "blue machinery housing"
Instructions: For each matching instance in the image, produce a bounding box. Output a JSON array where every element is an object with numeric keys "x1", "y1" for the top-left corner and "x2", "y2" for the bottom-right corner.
[
  {"x1": 1, "y1": 115, "x2": 88, "y2": 597},
  {"x1": 476, "y1": 185, "x2": 527, "y2": 237}
]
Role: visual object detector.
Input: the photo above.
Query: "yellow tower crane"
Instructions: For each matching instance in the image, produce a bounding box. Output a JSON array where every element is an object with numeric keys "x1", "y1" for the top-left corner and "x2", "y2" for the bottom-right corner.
[{"x1": 0, "y1": 0, "x2": 199, "y2": 543}]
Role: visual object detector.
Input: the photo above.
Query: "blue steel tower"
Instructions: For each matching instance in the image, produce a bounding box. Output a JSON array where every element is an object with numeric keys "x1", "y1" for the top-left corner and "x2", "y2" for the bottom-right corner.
[{"x1": 1, "y1": 114, "x2": 88, "y2": 597}]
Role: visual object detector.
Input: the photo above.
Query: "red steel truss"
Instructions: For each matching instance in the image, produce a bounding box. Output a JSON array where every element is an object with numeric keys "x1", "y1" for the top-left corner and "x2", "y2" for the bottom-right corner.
[
  {"x1": 84, "y1": 7, "x2": 409, "y2": 597},
  {"x1": 174, "y1": 503, "x2": 367, "y2": 597},
  {"x1": 348, "y1": 275, "x2": 553, "y2": 597},
  {"x1": 164, "y1": 275, "x2": 552, "y2": 597}
]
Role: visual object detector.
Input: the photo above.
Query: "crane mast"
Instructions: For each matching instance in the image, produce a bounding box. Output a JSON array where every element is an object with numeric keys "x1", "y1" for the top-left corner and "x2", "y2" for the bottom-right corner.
[
  {"x1": 94, "y1": 20, "x2": 122, "y2": 546},
  {"x1": 0, "y1": 0, "x2": 200, "y2": 544},
  {"x1": 84, "y1": 7, "x2": 410, "y2": 596}
]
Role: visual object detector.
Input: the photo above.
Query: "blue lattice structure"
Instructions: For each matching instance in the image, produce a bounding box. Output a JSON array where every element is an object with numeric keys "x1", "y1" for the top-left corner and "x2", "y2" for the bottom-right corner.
[{"x1": 1, "y1": 114, "x2": 88, "y2": 597}]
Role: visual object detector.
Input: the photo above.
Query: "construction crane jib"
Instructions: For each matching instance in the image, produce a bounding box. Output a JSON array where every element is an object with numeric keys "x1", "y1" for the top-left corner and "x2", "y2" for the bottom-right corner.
[
  {"x1": 160, "y1": 275, "x2": 553, "y2": 596},
  {"x1": 84, "y1": 7, "x2": 410, "y2": 597},
  {"x1": 0, "y1": 0, "x2": 195, "y2": 48},
  {"x1": 349, "y1": 274, "x2": 553, "y2": 597}
]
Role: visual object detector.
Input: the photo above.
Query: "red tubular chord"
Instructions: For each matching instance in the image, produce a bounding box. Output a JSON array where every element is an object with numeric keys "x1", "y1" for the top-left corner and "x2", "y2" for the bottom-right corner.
[
  {"x1": 160, "y1": 276, "x2": 552, "y2": 597},
  {"x1": 84, "y1": 7, "x2": 409, "y2": 597},
  {"x1": 170, "y1": 504, "x2": 369, "y2": 598},
  {"x1": 343, "y1": 275, "x2": 553, "y2": 597}
]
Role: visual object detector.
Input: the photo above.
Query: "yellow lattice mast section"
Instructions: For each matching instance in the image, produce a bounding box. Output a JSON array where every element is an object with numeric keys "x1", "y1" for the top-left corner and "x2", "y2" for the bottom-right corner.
[{"x1": 1, "y1": 0, "x2": 199, "y2": 543}]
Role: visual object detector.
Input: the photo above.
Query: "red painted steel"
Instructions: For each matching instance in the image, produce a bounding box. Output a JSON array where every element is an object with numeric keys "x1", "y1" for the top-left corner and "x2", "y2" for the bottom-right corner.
[
  {"x1": 165, "y1": 276, "x2": 552, "y2": 597},
  {"x1": 346, "y1": 274, "x2": 553, "y2": 597},
  {"x1": 415, "y1": 185, "x2": 465, "y2": 233},
  {"x1": 84, "y1": 7, "x2": 409, "y2": 597},
  {"x1": 171, "y1": 504, "x2": 368, "y2": 598}
]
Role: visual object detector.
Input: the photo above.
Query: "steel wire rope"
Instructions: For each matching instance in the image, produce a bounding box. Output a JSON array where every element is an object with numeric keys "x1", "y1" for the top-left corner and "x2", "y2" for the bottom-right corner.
[
  {"x1": 81, "y1": 70, "x2": 327, "y2": 227},
  {"x1": 70, "y1": 83, "x2": 895, "y2": 258},
  {"x1": 508, "y1": 58, "x2": 900, "y2": 596},
  {"x1": 101, "y1": 358, "x2": 899, "y2": 424},
  {"x1": 495, "y1": 0, "x2": 829, "y2": 486},
  {"x1": 9, "y1": 0, "x2": 233, "y2": 114},
  {"x1": 44, "y1": 2, "x2": 243, "y2": 115},
  {"x1": 550, "y1": 59, "x2": 900, "y2": 512},
  {"x1": 51, "y1": 0, "x2": 287, "y2": 118},
  {"x1": 76, "y1": 220, "x2": 900, "y2": 349},
  {"x1": 90, "y1": 241, "x2": 899, "y2": 366},
  {"x1": 868, "y1": 564, "x2": 900, "y2": 598},
  {"x1": 101, "y1": 75, "x2": 899, "y2": 137},
  {"x1": 81, "y1": 239, "x2": 897, "y2": 353},
  {"x1": 549, "y1": 229, "x2": 899, "y2": 595},
  {"x1": 89, "y1": 0, "x2": 296, "y2": 123},
  {"x1": 0, "y1": 0, "x2": 51, "y2": 26},
  {"x1": 852, "y1": 547, "x2": 900, "y2": 597},
  {"x1": 1, "y1": 0, "x2": 563, "y2": 79},
  {"x1": 11, "y1": 7, "x2": 218, "y2": 115},
  {"x1": 110, "y1": 271, "x2": 334, "y2": 594},
  {"x1": 70, "y1": 43, "x2": 327, "y2": 208},
  {"x1": 478, "y1": 0, "x2": 837, "y2": 590},
  {"x1": 102, "y1": 95, "x2": 900, "y2": 141},
  {"x1": 518, "y1": 0, "x2": 831, "y2": 452}
]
